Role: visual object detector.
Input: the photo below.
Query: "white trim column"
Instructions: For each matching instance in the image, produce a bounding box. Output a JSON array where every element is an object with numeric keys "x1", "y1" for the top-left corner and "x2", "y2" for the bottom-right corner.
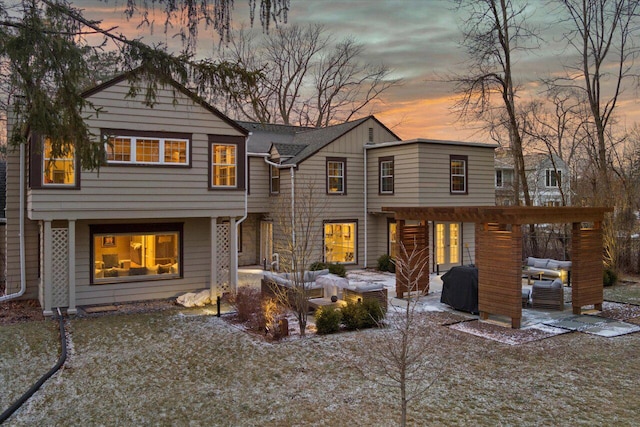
[
  {"x1": 229, "y1": 217, "x2": 237, "y2": 293},
  {"x1": 210, "y1": 216, "x2": 218, "y2": 298},
  {"x1": 43, "y1": 220, "x2": 53, "y2": 316},
  {"x1": 67, "y1": 220, "x2": 77, "y2": 314}
]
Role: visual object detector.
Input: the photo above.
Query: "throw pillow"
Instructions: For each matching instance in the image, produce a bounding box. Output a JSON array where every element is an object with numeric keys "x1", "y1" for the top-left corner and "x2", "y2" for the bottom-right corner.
[
  {"x1": 533, "y1": 259, "x2": 548, "y2": 268},
  {"x1": 547, "y1": 260, "x2": 561, "y2": 270}
]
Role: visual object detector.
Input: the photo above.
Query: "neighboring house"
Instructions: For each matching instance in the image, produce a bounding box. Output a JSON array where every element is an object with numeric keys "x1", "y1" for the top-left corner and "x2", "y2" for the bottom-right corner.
[
  {"x1": 494, "y1": 150, "x2": 570, "y2": 207},
  {"x1": 4, "y1": 71, "x2": 247, "y2": 315},
  {"x1": 239, "y1": 117, "x2": 497, "y2": 274}
]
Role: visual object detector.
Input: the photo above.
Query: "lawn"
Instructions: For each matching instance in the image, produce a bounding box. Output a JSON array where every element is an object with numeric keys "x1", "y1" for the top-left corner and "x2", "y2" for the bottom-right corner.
[{"x1": 1, "y1": 284, "x2": 640, "y2": 426}]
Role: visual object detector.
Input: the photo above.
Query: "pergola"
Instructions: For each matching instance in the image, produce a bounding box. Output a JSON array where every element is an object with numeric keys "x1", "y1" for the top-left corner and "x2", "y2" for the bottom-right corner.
[{"x1": 382, "y1": 206, "x2": 614, "y2": 328}]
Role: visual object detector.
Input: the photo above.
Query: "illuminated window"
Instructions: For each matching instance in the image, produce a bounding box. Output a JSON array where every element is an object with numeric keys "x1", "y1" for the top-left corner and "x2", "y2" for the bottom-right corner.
[
  {"x1": 270, "y1": 165, "x2": 280, "y2": 194},
  {"x1": 379, "y1": 157, "x2": 394, "y2": 194},
  {"x1": 105, "y1": 135, "x2": 188, "y2": 165},
  {"x1": 388, "y1": 221, "x2": 397, "y2": 259},
  {"x1": 43, "y1": 138, "x2": 75, "y2": 186},
  {"x1": 212, "y1": 144, "x2": 237, "y2": 187},
  {"x1": 91, "y1": 224, "x2": 182, "y2": 284},
  {"x1": 324, "y1": 221, "x2": 356, "y2": 264},
  {"x1": 327, "y1": 158, "x2": 346, "y2": 194},
  {"x1": 450, "y1": 155, "x2": 467, "y2": 194}
]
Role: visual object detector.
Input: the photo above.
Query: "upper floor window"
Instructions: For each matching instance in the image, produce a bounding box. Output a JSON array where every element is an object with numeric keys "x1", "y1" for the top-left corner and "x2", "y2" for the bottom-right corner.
[
  {"x1": 270, "y1": 165, "x2": 280, "y2": 194},
  {"x1": 546, "y1": 169, "x2": 561, "y2": 188},
  {"x1": 496, "y1": 170, "x2": 503, "y2": 188},
  {"x1": 212, "y1": 144, "x2": 237, "y2": 187},
  {"x1": 327, "y1": 157, "x2": 346, "y2": 194},
  {"x1": 104, "y1": 132, "x2": 190, "y2": 166},
  {"x1": 379, "y1": 156, "x2": 394, "y2": 194},
  {"x1": 450, "y1": 155, "x2": 468, "y2": 194},
  {"x1": 43, "y1": 138, "x2": 76, "y2": 186}
]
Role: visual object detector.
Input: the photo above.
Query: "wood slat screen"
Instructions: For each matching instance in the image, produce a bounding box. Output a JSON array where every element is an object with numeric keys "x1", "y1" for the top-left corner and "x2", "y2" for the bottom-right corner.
[
  {"x1": 571, "y1": 225, "x2": 604, "y2": 313},
  {"x1": 477, "y1": 223, "x2": 523, "y2": 328},
  {"x1": 396, "y1": 222, "x2": 430, "y2": 299}
]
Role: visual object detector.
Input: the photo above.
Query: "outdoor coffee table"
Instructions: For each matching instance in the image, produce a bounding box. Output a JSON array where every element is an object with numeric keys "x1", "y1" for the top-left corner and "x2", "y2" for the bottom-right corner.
[{"x1": 523, "y1": 270, "x2": 544, "y2": 285}]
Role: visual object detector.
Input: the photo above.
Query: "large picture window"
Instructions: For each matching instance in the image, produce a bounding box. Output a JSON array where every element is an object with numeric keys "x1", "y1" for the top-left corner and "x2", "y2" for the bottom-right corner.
[
  {"x1": 91, "y1": 223, "x2": 182, "y2": 284},
  {"x1": 450, "y1": 155, "x2": 468, "y2": 194},
  {"x1": 104, "y1": 132, "x2": 189, "y2": 166},
  {"x1": 43, "y1": 138, "x2": 76, "y2": 186},
  {"x1": 324, "y1": 221, "x2": 356, "y2": 264}
]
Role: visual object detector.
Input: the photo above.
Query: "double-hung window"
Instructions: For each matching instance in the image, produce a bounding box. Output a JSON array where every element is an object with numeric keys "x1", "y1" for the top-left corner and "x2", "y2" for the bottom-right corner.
[
  {"x1": 327, "y1": 157, "x2": 346, "y2": 194},
  {"x1": 379, "y1": 156, "x2": 394, "y2": 194},
  {"x1": 211, "y1": 144, "x2": 237, "y2": 187},
  {"x1": 450, "y1": 155, "x2": 468, "y2": 194},
  {"x1": 104, "y1": 131, "x2": 190, "y2": 166},
  {"x1": 496, "y1": 170, "x2": 503, "y2": 188},
  {"x1": 270, "y1": 165, "x2": 280, "y2": 194},
  {"x1": 43, "y1": 138, "x2": 76, "y2": 186},
  {"x1": 546, "y1": 169, "x2": 561, "y2": 187}
]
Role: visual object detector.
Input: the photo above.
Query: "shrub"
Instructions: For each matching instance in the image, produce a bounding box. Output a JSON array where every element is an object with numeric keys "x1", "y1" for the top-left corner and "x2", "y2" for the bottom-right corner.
[
  {"x1": 315, "y1": 306, "x2": 342, "y2": 334},
  {"x1": 229, "y1": 287, "x2": 265, "y2": 331},
  {"x1": 340, "y1": 299, "x2": 384, "y2": 330},
  {"x1": 377, "y1": 254, "x2": 396, "y2": 273},
  {"x1": 309, "y1": 262, "x2": 328, "y2": 271},
  {"x1": 603, "y1": 268, "x2": 618, "y2": 287},
  {"x1": 328, "y1": 262, "x2": 347, "y2": 277}
]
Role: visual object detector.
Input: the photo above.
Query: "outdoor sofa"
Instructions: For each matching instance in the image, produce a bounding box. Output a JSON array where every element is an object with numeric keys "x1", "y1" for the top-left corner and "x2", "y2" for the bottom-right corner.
[{"x1": 523, "y1": 256, "x2": 572, "y2": 285}]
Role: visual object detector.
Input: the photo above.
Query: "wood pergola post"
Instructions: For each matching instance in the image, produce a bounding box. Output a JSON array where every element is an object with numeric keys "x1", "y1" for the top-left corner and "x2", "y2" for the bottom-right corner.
[
  {"x1": 395, "y1": 220, "x2": 430, "y2": 299},
  {"x1": 571, "y1": 221, "x2": 604, "y2": 314},
  {"x1": 477, "y1": 223, "x2": 523, "y2": 328}
]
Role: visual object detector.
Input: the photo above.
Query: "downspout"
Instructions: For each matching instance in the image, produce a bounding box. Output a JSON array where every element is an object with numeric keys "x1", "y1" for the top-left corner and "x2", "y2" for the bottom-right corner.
[
  {"x1": 0, "y1": 142, "x2": 27, "y2": 302},
  {"x1": 363, "y1": 143, "x2": 368, "y2": 268},
  {"x1": 234, "y1": 134, "x2": 250, "y2": 288}
]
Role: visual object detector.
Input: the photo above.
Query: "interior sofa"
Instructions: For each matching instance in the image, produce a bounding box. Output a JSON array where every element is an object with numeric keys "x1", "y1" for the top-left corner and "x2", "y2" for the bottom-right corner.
[
  {"x1": 95, "y1": 253, "x2": 178, "y2": 279},
  {"x1": 523, "y1": 257, "x2": 572, "y2": 285}
]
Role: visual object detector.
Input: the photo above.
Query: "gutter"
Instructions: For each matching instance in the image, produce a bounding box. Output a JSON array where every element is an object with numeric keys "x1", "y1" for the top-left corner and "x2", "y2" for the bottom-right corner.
[{"x1": 0, "y1": 142, "x2": 27, "y2": 302}]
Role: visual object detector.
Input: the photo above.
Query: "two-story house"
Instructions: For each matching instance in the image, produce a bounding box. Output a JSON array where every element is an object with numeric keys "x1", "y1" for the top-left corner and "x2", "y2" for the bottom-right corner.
[
  {"x1": 4, "y1": 71, "x2": 247, "y2": 314},
  {"x1": 495, "y1": 149, "x2": 571, "y2": 206},
  {"x1": 239, "y1": 118, "x2": 496, "y2": 274}
]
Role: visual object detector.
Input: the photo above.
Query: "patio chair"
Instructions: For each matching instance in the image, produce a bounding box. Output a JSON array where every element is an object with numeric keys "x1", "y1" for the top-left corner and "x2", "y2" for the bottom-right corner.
[{"x1": 531, "y1": 279, "x2": 564, "y2": 310}]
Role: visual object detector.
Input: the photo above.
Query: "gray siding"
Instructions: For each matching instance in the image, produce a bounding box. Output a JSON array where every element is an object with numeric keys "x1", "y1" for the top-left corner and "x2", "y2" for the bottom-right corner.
[
  {"x1": 27, "y1": 81, "x2": 246, "y2": 220},
  {"x1": 74, "y1": 218, "x2": 213, "y2": 305},
  {"x1": 247, "y1": 156, "x2": 271, "y2": 213}
]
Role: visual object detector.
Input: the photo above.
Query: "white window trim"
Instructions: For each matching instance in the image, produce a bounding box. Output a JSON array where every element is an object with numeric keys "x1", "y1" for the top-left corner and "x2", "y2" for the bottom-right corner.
[
  {"x1": 380, "y1": 160, "x2": 394, "y2": 194},
  {"x1": 327, "y1": 161, "x2": 345, "y2": 194},
  {"x1": 270, "y1": 165, "x2": 280, "y2": 194},
  {"x1": 545, "y1": 169, "x2": 561, "y2": 188},
  {"x1": 451, "y1": 159, "x2": 467, "y2": 193},
  {"x1": 212, "y1": 143, "x2": 237, "y2": 188},
  {"x1": 105, "y1": 135, "x2": 190, "y2": 165},
  {"x1": 43, "y1": 139, "x2": 76, "y2": 187}
]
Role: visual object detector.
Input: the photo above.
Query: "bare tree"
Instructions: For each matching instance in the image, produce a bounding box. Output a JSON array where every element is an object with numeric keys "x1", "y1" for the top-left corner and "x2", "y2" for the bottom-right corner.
[
  {"x1": 359, "y1": 242, "x2": 439, "y2": 426},
  {"x1": 452, "y1": 0, "x2": 540, "y2": 206},
  {"x1": 269, "y1": 177, "x2": 327, "y2": 336},
  {"x1": 216, "y1": 24, "x2": 401, "y2": 126},
  {"x1": 554, "y1": 0, "x2": 640, "y2": 205},
  {"x1": 0, "y1": 0, "x2": 283, "y2": 170}
]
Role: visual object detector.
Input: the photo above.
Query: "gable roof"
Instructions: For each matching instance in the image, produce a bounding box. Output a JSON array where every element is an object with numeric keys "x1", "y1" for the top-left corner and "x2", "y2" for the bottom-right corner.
[
  {"x1": 242, "y1": 115, "x2": 401, "y2": 165},
  {"x1": 82, "y1": 68, "x2": 248, "y2": 136}
]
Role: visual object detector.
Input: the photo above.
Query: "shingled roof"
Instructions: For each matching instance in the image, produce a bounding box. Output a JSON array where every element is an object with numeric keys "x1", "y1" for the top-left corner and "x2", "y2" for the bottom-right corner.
[{"x1": 241, "y1": 116, "x2": 399, "y2": 165}]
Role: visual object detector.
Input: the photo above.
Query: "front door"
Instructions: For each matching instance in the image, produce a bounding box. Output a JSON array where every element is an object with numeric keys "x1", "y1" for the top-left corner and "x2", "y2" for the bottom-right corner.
[
  {"x1": 259, "y1": 221, "x2": 273, "y2": 269},
  {"x1": 435, "y1": 222, "x2": 461, "y2": 272}
]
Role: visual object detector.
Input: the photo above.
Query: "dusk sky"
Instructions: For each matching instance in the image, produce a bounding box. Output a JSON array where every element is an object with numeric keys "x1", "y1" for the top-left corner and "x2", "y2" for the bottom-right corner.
[{"x1": 84, "y1": 0, "x2": 640, "y2": 143}]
